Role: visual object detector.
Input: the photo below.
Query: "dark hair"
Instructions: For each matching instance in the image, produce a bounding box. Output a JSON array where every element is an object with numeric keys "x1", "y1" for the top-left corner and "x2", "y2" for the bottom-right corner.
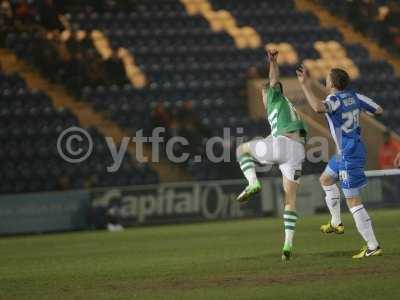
[
  {"x1": 330, "y1": 68, "x2": 350, "y2": 90},
  {"x1": 273, "y1": 82, "x2": 283, "y2": 94}
]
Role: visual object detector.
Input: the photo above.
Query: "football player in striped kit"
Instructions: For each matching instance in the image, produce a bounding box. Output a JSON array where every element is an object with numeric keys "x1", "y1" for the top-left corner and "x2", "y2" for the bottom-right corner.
[
  {"x1": 236, "y1": 49, "x2": 308, "y2": 261},
  {"x1": 297, "y1": 65, "x2": 383, "y2": 259}
]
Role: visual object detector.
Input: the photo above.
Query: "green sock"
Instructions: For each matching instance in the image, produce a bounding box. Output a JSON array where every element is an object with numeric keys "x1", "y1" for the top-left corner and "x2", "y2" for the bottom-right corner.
[
  {"x1": 283, "y1": 210, "x2": 298, "y2": 249},
  {"x1": 238, "y1": 154, "x2": 257, "y2": 185}
]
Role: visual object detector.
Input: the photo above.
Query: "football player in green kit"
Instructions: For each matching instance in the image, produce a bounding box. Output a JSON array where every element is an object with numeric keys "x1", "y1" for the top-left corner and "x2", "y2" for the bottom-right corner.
[{"x1": 236, "y1": 49, "x2": 308, "y2": 261}]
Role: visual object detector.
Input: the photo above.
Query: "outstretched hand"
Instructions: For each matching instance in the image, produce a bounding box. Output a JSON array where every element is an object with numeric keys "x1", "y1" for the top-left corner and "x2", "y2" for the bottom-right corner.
[
  {"x1": 266, "y1": 49, "x2": 279, "y2": 62},
  {"x1": 296, "y1": 65, "x2": 309, "y2": 84}
]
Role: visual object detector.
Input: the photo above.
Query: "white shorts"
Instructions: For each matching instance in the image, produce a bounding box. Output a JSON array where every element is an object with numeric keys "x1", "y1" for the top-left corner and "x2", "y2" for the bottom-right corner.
[{"x1": 247, "y1": 135, "x2": 305, "y2": 183}]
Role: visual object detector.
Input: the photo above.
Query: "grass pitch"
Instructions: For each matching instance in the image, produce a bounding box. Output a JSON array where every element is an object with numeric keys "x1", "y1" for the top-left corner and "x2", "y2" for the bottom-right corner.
[{"x1": 1, "y1": 209, "x2": 400, "y2": 300}]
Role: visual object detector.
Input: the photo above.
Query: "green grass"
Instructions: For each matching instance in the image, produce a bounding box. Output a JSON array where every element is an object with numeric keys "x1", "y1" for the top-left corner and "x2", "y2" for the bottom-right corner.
[{"x1": 1, "y1": 209, "x2": 400, "y2": 300}]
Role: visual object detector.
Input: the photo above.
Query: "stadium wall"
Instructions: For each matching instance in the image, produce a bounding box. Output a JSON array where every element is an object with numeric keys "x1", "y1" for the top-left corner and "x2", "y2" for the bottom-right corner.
[
  {"x1": 0, "y1": 190, "x2": 90, "y2": 235},
  {"x1": 1, "y1": 173, "x2": 398, "y2": 235}
]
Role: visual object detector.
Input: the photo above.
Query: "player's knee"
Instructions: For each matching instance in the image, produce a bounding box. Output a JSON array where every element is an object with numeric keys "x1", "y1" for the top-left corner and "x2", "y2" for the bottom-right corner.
[
  {"x1": 346, "y1": 196, "x2": 362, "y2": 208},
  {"x1": 283, "y1": 178, "x2": 298, "y2": 205},
  {"x1": 236, "y1": 143, "x2": 249, "y2": 157},
  {"x1": 283, "y1": 191, "x2": 296, "y2": 209},
  {"x1": 320, "y1": 174, "x2": 334, "y2": 186}
]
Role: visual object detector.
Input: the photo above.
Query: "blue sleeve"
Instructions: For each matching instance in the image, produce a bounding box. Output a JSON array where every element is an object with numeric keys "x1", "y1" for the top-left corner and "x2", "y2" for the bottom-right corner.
[
  {"x1": 323, "y1": 95, "x2": 340, "y2": 114},
  {"x1": 355, "y1": 93, "x2": 380, "y2": 114}
]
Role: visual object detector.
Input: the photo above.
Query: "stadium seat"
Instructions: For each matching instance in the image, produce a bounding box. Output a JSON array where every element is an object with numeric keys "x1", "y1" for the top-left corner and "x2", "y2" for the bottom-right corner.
[{"x1": 4, "y1": 0, "x2": 400, "y2": 184}]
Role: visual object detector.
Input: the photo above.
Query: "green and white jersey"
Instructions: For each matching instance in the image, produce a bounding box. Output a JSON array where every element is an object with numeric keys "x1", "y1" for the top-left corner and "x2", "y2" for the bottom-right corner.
[{"x1": 263, "y1": 85, "x2": 308, "y2": 142}]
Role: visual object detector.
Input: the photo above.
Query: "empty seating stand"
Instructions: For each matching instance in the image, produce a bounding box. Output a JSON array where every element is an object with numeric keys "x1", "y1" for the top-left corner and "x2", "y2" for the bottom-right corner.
[
  {"x1": 5, "y1": 0, "x2": 399, "y2": 184},
  {"x1": 0, "y1": 71, "x2": 158, "y2": 194}
]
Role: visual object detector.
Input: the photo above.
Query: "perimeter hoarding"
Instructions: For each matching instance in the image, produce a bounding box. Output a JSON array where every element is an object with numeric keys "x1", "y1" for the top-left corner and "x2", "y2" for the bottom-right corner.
[
  {"x1": 90, "y1": 179, "x2": 272, "y2": 228},
  {"x1": 1, "y1": 173, "x2": 396, "y2": 234},
  {"x1": 0, "y1": 190, "x2": 90, "y2": 234}
]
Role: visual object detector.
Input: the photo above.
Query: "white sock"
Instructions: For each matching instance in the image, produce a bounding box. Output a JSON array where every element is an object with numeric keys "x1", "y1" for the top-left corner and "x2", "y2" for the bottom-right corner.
[
  {"x1": 350, "y1": 205, "x2": 379, "y2": 250},
  {"x1": 322, "y1": 184, "x2": 342, "y2": 226},
  {"x1": 283, "y1": 210, "x2": 298, "y2": 248},
  {"x1": 238, "y1": 154, "x2": 258, "y2": 185},
  {"x1": 244, "y1": 169, "x2": 257, "y2": 185}
]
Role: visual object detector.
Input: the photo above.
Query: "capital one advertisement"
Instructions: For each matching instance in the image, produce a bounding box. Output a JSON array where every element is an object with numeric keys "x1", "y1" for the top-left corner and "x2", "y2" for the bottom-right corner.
[{"x1": 90, "y1": 180, "x2": 267, "y2": 228}]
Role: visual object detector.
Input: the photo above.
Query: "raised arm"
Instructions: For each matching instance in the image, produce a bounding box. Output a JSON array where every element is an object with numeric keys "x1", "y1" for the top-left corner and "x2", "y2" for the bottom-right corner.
[
  {"x1": 267, "y1": 49, "x2": 279, "y2": 87},
  {"x1": 310, "y1": 77, "x2": 329, "y2": 99},
  {"x1": 296, "y1": 65, "x2": 327, "y2": 113}
]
